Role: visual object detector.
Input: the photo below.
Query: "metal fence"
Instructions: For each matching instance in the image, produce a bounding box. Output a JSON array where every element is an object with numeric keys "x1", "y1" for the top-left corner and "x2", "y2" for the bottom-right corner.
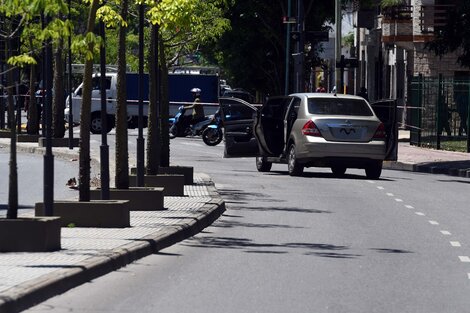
[{"x1": 408, "y1": 75, "x2": 470, "y2": 152}]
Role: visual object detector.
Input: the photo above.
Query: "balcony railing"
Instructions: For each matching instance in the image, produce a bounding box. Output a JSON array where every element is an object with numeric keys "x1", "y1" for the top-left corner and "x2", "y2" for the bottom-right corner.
[
  {"x1": 420, "y1": 5, "x2": 455, "y2": 34},
  {"x1": 381, "y1": 5, "x2": 413, "y2": 21}
]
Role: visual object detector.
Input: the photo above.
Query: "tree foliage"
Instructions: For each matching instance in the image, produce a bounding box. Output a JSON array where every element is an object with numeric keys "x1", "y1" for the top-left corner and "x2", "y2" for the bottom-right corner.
[
  {"x1": 426, "y1": 1, "x2": 470, "y2": 68},
  {"x1": 201, "y1": 0, "x2": 336, "y2": 96}
]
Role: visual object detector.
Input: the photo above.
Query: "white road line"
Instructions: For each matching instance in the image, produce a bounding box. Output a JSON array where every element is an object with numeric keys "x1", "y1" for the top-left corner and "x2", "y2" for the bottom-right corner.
[
  {"x1": 450, "y1": 241, "x2": 462, "y2": 247},
  {"x1": 405, "y1": 205, "x2": 414, "y2": 209},
  {"x1": 459, "y1": 256, "x2": 470, "y2": 263},
  {"x1": 415, "y1": 212, "x2": 425, "y2": 216},
  {"x1": 377, "y1": 186, "x2": 384, "y2": 190},
  {"x1": 429, "y1": 220, "x2": 439, "y2": 225},
  {"x1": 441, "y1": 230, "x2": 452, "y2": 236},
  {"x1": 395, "y1": 198, "x2": 403, "y2": 202},
  {"x1": 367, "y1": 180, "x2": 375, "y2": 184},
  {"x1": 386, "y1": 192, "x2": 394, "y2": 197},
  {"x1": 467, "y1": 273, "x2": 470, "y2": 280}
]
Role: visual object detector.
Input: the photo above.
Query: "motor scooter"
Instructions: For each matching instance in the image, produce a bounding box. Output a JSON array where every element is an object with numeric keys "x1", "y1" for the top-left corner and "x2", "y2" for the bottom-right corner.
[
  {"x1": 201, "y1": 109, "x2": 223, "y2": 146},
  {"x1": 169, "y1": 106, "x2": 212, "y2": 139}
]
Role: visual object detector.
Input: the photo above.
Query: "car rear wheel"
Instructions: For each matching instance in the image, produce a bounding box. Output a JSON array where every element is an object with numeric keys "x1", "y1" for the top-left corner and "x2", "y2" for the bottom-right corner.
[
  {"x1": 287, "y1": 144, "x2": 303, "y2": 176},
  {"x1": 256, "y1": 157, "x2": 272, "y2": 172},
  {"x1": 365, "y1": 161, "x2": 383, "y2": 179},
  {"x1": 331, "y1": 166, "x2": 347, "y2": 177}
]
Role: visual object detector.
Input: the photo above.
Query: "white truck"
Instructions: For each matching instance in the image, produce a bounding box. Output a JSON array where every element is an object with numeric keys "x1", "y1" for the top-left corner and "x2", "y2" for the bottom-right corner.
[{"x1": 65, "y1": 71, "x2": 220, "y2": 133}]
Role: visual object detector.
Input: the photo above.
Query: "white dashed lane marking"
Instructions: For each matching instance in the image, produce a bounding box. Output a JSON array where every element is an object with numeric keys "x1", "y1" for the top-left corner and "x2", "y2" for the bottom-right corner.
[
  {"x1": 372, "y1": 183, "x2": 470, "y2": 279},
  {"x1": 459, "y1": 256, "x2": 470, "y2": 263}
]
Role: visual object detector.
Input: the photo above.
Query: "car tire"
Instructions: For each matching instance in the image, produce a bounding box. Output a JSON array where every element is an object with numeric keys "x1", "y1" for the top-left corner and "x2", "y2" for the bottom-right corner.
[
  {"x1": 365, "y1": 161, "x2": 383, "y2": 180},
  {"x1": 90, "y1": 112, "x2": 102, "y2": 134},
  {"x1": 331, "y1": 166, "x2": 347, "y2": 177},
  {"x1": 287, "y1": 144, "x2": 303, "y2": 176},
  {"x1": 256, "y1": 157, "x2": 272, "y2": 172}
]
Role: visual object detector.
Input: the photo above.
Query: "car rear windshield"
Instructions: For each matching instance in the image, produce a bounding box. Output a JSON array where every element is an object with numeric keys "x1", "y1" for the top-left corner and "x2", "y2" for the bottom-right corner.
[{"x1": 307, "y1": 98, "x2": 373, "y2": 116}]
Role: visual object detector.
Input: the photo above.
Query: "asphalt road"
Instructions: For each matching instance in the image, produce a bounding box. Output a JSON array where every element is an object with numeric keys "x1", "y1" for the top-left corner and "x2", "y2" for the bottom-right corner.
[
  {"x1": 25, "y1": 135, "x2": 470, "y2": 313},
  {"x1": 0, "y1": 147, "x2": 79, "y2": 216}
]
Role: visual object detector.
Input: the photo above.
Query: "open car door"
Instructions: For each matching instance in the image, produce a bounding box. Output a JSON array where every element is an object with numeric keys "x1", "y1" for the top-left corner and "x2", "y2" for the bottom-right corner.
[
  {"x1": 254, "y1": 96, "x2": 293, "y2": 156},
  {"x1": 370, "y1": 99, "x2": 398, "y2": 161},
  {"x1": 220, "y1": 97, "x2": 260, "y2": 158}
]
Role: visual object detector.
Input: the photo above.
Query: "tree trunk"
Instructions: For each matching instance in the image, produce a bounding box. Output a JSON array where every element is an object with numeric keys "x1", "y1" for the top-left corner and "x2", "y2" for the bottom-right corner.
[
  {"x1": 52, "y1": 38, "x2": 65, "y2": 138},
  {"x1": 146, "y1": 24, "x2": 159, "y2": 175},
  {"x1": 27, "y1": 64, "x2": 39, "y2": 134},
  {"x1": 115, "y1": 0, "x2": 129, "y2": 189},
  {"x1": 159, "y1": 38, "x2": 170, "y2": 167},
  {"x1": 6, "y1": 37, "x2": 18, "y2": 219},
  {"x1": 78, "y1": 0, "x2": 100, "y2": 201}
]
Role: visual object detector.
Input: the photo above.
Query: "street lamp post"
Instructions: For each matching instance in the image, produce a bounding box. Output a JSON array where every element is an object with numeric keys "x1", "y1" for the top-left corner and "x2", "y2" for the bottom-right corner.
[
  {"x1": 136, "y1": 3, "x2": 145, "y2": 186},
  {"x1": 67, "y1": 0, "x2": 74, "y2": 149},
  {"x1": 100, "y1": 19, "x2": 110, "y2": 200},
  {"x1": 43, "y1": 19, "x2": 54, "y2": 216}
]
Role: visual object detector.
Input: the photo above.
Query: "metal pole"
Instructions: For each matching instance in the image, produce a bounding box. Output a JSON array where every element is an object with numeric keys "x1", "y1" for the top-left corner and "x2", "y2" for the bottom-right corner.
[
  {"x1": 100, "y1": 20, "x2": 110, "y2": 200},
  {"x1": 136, "y1": 3, "x2": 145, "y2": 186},
  {"x1": 284, "y1": 0, "x2": 292, "y2": 95},
  {"x1": 43, "y1": 21, "x2": 54, "y2": 216},
  {"x1": 335, "y1": 0, "x2": 342, "y2": 92},
  {"x1": 296, "y1": 0, "x2": 305, "y2": 93},
  {"x1": 467, "y1": 79, "x2": 470, "y2": 152},
  {"x1": 67, "y1": 0, "x2": 74, "y2": 149}
]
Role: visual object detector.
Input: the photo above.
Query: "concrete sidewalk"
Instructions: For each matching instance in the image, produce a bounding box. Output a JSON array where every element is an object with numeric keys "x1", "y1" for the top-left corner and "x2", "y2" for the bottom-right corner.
[
  {"x1": 1, "y1": 131, "x2": 469, "y2": 313},
  {"x1": 383, "y1": 130, "x2": 470, "y2": 178},
  {"x1": 0, "y1": 137, "x2": 226, "y2": 313}
]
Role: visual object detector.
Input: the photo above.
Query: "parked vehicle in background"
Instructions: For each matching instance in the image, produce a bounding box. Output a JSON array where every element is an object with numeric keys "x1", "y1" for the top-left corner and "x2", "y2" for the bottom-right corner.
[
  {"x1": 65, "y1": 71, "x2": 219, "y2": 134},
  {"x1": 220, "y1": 94, "x2": 398, "y2": 179},
  {"x1": 222, "y1": 88, "x2": 255, "y2": 103}
]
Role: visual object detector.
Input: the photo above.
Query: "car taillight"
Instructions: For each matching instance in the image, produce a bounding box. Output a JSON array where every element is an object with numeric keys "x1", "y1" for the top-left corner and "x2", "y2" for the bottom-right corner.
[
  {"x1": 302, "y1": 120, "x2": 322, "y2": 137},
  {"x1": 373, "y1": 123, "x2": 386, "y2": 139}
]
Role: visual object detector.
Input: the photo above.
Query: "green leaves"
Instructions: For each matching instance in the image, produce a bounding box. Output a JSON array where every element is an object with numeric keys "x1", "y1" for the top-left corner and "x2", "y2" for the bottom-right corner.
[
  {"x1": 97, "y1": 5, "x2": 127, "y2": 28},
  {"x1": 7, "y1": 54, "x2": 38, "y2": 67},
  {"x1": 72, "y1": 32, "x2": 103, "y2": 61}
]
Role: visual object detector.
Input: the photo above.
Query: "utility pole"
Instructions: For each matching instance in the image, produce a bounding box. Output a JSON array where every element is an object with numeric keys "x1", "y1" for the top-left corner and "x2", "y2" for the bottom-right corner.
[
  {"x1": 284, "y1": 0, "x2": 292, "y2": 95},
  {"x1": 335, "y1": 0, "x2": 342, "y2": 93},
  {"x1": 294, "y1": 0, "x2": 305, "y2": 93}
]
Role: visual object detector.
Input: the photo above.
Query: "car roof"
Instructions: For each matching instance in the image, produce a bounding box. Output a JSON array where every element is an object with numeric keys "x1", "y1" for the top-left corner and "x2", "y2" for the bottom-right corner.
[{"x1": 288, "y1": 92, "x2": 367, "y2": 101}]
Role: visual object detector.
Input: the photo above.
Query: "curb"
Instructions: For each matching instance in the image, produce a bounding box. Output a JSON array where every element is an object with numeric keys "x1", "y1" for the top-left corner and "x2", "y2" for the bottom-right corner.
[
  {"x1": 384, "y1": 161, "x2": 470, "y2": 178},
  {"x1": 0, "y1": 175, "x2": 226, "y2": 313}
]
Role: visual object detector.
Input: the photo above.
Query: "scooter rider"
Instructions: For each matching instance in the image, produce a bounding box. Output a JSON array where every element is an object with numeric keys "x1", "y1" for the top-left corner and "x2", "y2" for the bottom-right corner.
[{"x1": 184, "y1": 88, "x2": 205, "y2": 125}]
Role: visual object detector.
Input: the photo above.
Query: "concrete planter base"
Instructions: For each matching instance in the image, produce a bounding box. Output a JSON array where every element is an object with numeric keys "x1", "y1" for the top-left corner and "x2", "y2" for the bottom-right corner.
[
  {"x1": 17, "y1": 134, "x2": 41, "y2": 143},
  {"x1": 38, "y1": 137, "x2": 79, "y2": 147},
  {"x1": 35, "y1": 200, "x2": 130, "y2": 228},
  {"x1": 158, "y1": 166, "x2": 193, "y2": 185},
  {"x1": 89, "y1": 187, "x2": 165, "y2": 211},
  {"x1": 128, "y1": 174, "x2": 184, "y2": 196},
  {"x1": 0, "y1": 130, "x2": 8, "y2": 138},
  {"x1": 131, "y1": 166, "x2": 194, "y2": 185},
  {"x1": 0, "y1": 217, "x2": 61, "y2": 252}
]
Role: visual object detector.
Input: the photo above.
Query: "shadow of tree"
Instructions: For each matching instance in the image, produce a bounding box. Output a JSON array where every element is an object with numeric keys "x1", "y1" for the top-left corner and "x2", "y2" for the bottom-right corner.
[{"x1": 182, "y1": 236, "x2": 361, "y2": 259}]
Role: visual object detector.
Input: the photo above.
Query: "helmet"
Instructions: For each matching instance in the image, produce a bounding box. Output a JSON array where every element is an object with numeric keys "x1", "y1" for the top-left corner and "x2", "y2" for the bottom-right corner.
[{"x1": 190, "y1": 87, "x2": 201, "y2": 96}]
